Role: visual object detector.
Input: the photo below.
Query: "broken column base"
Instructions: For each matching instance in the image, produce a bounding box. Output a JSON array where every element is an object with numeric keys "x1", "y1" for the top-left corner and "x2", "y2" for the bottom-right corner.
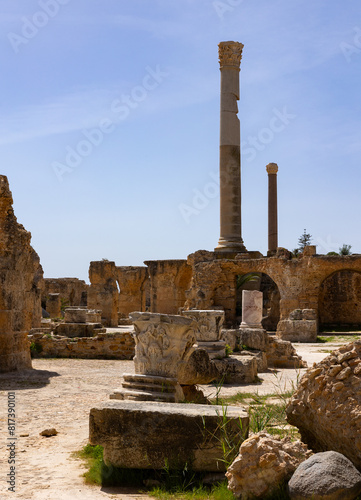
[
  {"x1": 213, "y1": 355, "x2": 258, "y2": 383},
  {"x1": 110, "y1": 373, "x2": 184, "y2": 403},
  {"x1": 89, "y1": 400, "x2": 249, "y2": 471}
]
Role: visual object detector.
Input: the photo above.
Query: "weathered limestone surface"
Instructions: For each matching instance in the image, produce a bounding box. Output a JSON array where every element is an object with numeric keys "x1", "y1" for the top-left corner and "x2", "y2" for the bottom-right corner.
[
  {"x1": 239, "y1": 327, "x2": 269, "y2": 351},
  {"x1": 288, "y1": 451, "x2": 361, "y2": 500},
  {"x1": 277, "y1": 308, "x2": 317, "y2": 343},
  {"x1": 286, "y1": 341, "x2": 361, "y2": 469},
  {"x1": 145, "y1": 259, "x2": 192, "y2": 314},
  {"x1": 0, "y1": 175, "x2": 43, "y2": 372},
  {"x1": 89, "y1": 400, "x2": 248, "y2": 471},
  {"x1": 182, "y1": 309, "x2": 225, "y2": 341},
  {"x1": 267, "y1": 336, "x2": 307, "y2": 369},
  {"x1": 213, "y1": 354, "x2": 257, "y2": 383},
  {"x1": 88, "y1": 261, "x2": 118, "y2": 327},
  {"x1": 43, "y1": 277, "x2": 88, "y2": 309},
  {"x1": 28, "y1": 331, "x2": 134, "y2": 359},
  {"x1": 319, "y1": 270, "x2": 361, "y2": 330},
  {"x1": 116, "y1": 266, "x2": 149, "y2": 317},
  {"x1": 178, "y1": 348, "x2": 219, "y2": 385},
  {"x1": 226, "y1": 432, "x2": 312, "y2": 499}
]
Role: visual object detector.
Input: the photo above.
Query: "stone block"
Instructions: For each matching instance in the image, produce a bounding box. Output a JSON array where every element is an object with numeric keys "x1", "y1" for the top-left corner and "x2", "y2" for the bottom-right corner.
[
  {"x1": 64, "y1": 307, "x2": 88, "y2": 323},
  {"x1": 182, "y1": 310, "x2": 224, "y2": 341},
  {"x1": 46, "y1": 293, "x2": 61, "y2": 319},
  {"x1": 213, "y1": 355, "x2": 258, "y2": 383},
  {"x1": 238, "y1": 327, "x2": 269, "y2": 351},
  {"x1": 239, "y1": 350, "x2": 268, "y2": 372},
  {"x1": 89, "y1": 400, "x2": 248, "y2": 471},
  {"x1": 276, "y1": 319, "x2": 317, "y2": 343},
  {"x1": 54, "y1": 323, "x2": 103, "y2": 338}
]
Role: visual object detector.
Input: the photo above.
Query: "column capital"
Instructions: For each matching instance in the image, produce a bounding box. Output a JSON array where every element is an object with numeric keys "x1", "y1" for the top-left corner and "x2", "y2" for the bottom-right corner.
[
  {"x1": 218, "y1": 41, "x2": 244, "y2": 69},
  {"x1": 266, "y1": 162, "x2": 278, "y2": 175}
]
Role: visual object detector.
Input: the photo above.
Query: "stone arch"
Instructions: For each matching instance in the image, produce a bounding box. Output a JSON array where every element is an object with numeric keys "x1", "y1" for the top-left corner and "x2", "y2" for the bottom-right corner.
[
  {"x1": 236, "y1": 272, "x2": 280, "y2": 331},
  {"x1": 319, "y1": 269, "x2": 361, "y2": 331}
]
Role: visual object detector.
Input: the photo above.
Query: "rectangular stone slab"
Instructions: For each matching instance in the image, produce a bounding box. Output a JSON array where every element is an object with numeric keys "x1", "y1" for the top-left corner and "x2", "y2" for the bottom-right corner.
[{"x1": 89, "y1": 400, "x2": 248, "y2": 471}]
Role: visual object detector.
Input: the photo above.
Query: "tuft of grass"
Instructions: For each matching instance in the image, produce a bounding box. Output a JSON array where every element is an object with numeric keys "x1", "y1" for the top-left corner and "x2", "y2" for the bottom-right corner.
[{"x1": 317, "y1": 334, "x2": 360, "y2": 343}]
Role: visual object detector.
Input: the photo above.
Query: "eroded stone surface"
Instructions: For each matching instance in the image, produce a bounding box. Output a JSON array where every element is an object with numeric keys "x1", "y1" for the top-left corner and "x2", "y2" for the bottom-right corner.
[
  {"x1": 226, "y1": 432, "x2": 311, "y2": 499},
  {"x1": 0, "y1": 175, "x2": 43, "y2": 372},
  {"x1": 241, "y1": 290, "x2": 263, "y2": 328},
  {"x1": 89, "y1": 400, "x2": 248, "y2": 471},
  {"x1": 286, "y1": 341, "x2": 361, "y2": 469}
]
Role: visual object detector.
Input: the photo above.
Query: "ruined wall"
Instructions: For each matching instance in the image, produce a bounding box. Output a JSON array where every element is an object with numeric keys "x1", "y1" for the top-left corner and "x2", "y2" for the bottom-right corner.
[
  {"x1": 88, "y1": 261, "x2": 118, "y2": 327},
  {"x1": 0, "y1": 176, "x2": 43, "y2": 372},
  {"x1": 116, "y1": 266, "x2": 149, "y2": 317},
  {"x1": 43, "y1": 278, "x2": 88, "y2": 311},
  {"x1": 185, "y1": 249, "x2": 361, "y2": 338},
  {"x1": 144, "y1": 260, "x2": 192, "y2": 314},
  {"x1": 319, "y1": 270, "x2": 361, "y2": 329},
  {"x1": 28, "y1": 331, "x2": 134, "y2": 360}
]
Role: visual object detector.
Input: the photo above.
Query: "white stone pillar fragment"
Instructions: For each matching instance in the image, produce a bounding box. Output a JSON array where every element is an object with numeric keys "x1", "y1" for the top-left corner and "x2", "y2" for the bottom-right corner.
[
  {"x1": 215, "y1": 41, "x2": 246, "y2": 253},
  {"x1": 240, "y1": 290, "x2": 263, "y2": 329}
]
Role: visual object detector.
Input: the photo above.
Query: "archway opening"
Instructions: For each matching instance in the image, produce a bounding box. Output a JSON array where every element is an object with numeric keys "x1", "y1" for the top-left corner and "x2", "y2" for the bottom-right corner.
[
  {"x1": 319, "y1": 270, "x2": 361, "y2": 332},
  {"x1": 236, "y1": 273, "x2": 280, "y2": 331}
]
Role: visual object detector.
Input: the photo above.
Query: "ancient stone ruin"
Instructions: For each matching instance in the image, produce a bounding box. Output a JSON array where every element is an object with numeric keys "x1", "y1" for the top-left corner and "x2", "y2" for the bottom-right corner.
[{"x1": 0, "y1": 176, "x2": 43, "y2": 373}]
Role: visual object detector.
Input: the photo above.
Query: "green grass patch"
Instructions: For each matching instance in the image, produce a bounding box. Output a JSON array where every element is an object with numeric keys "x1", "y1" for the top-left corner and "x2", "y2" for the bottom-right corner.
[{"x1": 317, "y1": 335, "x2": 360, "y2": 343}]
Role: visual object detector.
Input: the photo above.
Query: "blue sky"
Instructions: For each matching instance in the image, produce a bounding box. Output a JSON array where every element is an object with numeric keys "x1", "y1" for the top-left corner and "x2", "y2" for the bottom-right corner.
[{"x1": 0, "y1": 0, "x2": 360, "y2": 282}]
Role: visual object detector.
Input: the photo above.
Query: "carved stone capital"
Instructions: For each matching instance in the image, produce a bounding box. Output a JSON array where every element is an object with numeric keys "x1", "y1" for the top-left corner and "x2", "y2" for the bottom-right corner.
[
  {"x1": 266, "y1": 162, "x2": 279, "y2": 175},
  {"x1": 218, "y1": 41, "x2": 244, "y2": 69}
]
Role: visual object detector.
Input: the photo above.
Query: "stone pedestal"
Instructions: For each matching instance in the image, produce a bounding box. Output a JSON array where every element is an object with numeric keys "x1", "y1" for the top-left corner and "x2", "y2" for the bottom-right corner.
[
  {"x1": 240, "y1": 290, "x2": 263, "y2": 328},
  {"x1": 277, "y1": 309, "x2": 318, "y2": 342},
  {"x1": 183, "y1": 309, "x2": 226, "y2": 359},
  {"x1": 64, "y1": 307, "x2": 88, "y2": 323},
  {"x1": 47, "y1": 293, "x2": 61, "y2": 319},
  {"x1": 111, "y1": 312, "x2": 196, "y2": 403},
  {"x1": 215, "y1": 41, "x2": 246, "y2": 253}
]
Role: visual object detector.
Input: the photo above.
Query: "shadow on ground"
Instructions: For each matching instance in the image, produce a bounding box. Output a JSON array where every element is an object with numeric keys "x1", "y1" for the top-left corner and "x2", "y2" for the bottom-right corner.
[{"x1": 0, "y1": 368, "x2": 60, "y2": 390}]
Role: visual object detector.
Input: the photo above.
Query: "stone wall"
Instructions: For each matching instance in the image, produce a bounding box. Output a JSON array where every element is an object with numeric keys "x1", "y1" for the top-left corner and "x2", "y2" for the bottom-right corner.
[
  {"x1": 29, "y1": 331, "x2": 135, "y2": 359},
  {"x1": 116, "y1": 266, "x2": 149, "y2": 317},
  {"x1": 43, "y1": 278, "x2": 88, "y2": 311},
  {"x1": 88, "y1": 261, "x2": 119, "y2": 327},
  {"x1": 319, "y1": 270, "x2": 361, "y2": 330},
  {"x1": 185, "y1": 250, "x2": 361, "y2": 339},
  {"x1": 144, "y1": 260, "x2": 192, "y2": 314},
  {"x1": 0, "y1": 175, "x2": 43, "y2": 372}
]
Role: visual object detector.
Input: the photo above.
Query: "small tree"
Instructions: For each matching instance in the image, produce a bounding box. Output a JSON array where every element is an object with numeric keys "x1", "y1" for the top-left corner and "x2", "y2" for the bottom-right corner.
[
  {"x1": 339, "y1": 244, "x2": 352, "y2": 256},
  {"x1": 298, "y1": 229, "x2": 312, "y2": 252}
]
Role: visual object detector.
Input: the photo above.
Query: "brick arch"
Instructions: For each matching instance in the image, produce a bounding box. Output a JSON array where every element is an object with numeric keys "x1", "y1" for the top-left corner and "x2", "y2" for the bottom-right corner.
[{"x1": 319, "y1": 269, "x2": 361, "y2": 331}]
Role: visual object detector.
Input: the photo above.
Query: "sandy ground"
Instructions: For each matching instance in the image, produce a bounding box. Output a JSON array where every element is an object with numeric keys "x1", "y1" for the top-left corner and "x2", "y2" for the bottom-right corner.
[{"x1": 0, "y1": 341, "x2": 345, "y2": 499}]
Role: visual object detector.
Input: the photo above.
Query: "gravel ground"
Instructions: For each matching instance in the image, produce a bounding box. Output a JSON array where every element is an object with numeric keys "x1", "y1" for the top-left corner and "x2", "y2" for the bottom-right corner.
[{"x1": 0, "y1": 341, "x2": 345, "y2": 499}]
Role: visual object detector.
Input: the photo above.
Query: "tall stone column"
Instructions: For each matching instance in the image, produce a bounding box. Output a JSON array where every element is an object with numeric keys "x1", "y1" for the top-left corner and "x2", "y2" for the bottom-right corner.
[
  {"x1": 215, "y1": 41, "x2": 246, "y2": 253},
  {"x1": 266, "y1": 163, "x2": 278, "y2": 253}
]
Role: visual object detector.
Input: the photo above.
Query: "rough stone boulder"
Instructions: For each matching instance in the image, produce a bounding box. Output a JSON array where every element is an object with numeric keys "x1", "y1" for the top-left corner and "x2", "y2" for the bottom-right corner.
[
  {"x1": 178, "y1": 348, "x2": 219, "y2": 385},
  {"x1": 288, "y1": 451, "x2": 361, "y2": 500},
  {"x1": 286, "y1": 341, "x2": 361, "y2": 469},
  {"x1": 226, "y1": 432, "x2": 311, "y2": 499},
  {"x1": 89, "y1": 400, "x2": 248, "y2": 471}
]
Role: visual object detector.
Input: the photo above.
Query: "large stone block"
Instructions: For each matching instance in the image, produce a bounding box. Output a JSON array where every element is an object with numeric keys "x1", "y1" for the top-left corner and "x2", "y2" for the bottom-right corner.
[
  {"x1": 241, "y1": 290, "x2": 263, "y2": 328},
  {"x1": 89, "y1": 400, "x2": 248, "y2": 471},
  {"x1": 213, "y1": 355, "x2": 258, "y2": 383},
  {"x1": 238, "y1": 327, "x2": 269, "y2": 352}
]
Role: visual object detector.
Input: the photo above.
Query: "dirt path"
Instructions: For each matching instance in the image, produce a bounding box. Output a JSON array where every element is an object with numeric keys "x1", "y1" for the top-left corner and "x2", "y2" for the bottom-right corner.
[{"x1": 0, "y1": 342, "x2": 343, "y2": 499}]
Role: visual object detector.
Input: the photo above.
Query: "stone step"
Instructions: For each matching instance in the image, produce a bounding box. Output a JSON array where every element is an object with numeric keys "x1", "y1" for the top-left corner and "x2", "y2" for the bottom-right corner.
[
  {"x1": 110, "y1": 389, "x2": 176, "y2": 403},
  {"x1": 121, "y1": 381, "x2": 176, "y2": 394}
]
